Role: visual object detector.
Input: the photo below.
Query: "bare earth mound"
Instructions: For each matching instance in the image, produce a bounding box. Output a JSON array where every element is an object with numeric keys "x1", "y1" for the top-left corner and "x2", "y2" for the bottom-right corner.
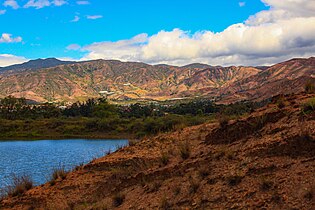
[{"x1": 1, "y1": 93, "x2": 315, "y2": 209}]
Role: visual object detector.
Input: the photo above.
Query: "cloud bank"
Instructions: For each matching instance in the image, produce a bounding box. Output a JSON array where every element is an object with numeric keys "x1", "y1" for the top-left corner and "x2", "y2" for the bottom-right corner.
[
  {"x1": 0, "y1": 54, "x2": 28, "y2": 67},
  {"x1": 78, "y1": 0, "x2": 315, "y2": 66},
  {"x1": 24, "y1": 0, "x2": 67, "y2": 9},
  {"x1": 2, "y1": 0, "x2": 68, "y2": 10}
]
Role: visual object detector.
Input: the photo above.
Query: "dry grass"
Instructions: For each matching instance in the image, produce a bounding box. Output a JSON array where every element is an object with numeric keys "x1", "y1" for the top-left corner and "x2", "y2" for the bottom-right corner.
[
  {"x1": 50, "y1": 166, "x2": 67, "y2": 185},
  {"x1": 179, "y1": 141, "x2": 191, "y2": 160},
  {"x1": 6, "y1": 174, "x2": 33, "y2": 197},
  {"x1": 160, "y1": 151, "x2": 170, "y2": 166},
  {"x1": 305, "y1": 81, "x2": 315, "y2": 94},
  {"x1": 189, "y1": 178, "x2": 200, "y2": 194},
  {"x1": 217, "y1": 114, "x2": 229, "y2": 128},
  {"x1": 159, "y1": 195, "x2": 171, "y2": 210}
]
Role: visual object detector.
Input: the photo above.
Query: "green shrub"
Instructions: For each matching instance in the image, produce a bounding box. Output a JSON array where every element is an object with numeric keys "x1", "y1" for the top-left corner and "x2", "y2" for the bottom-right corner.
[
  {"x1": 302, "y1": 97, "x2": 315, "y2": 114},
  {"x1": 61, "y1": 124, "x2": 85, "y2": 135}
]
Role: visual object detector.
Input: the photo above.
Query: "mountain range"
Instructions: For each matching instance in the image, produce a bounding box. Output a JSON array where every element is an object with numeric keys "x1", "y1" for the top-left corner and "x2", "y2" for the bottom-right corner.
[{"x1": 0, "y1": 57, "x2": 314, "y2": 103}]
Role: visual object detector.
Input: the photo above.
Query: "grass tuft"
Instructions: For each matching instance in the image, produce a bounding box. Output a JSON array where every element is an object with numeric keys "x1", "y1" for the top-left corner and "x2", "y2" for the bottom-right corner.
[
  {"x1": 50, "y1": 166, "x2": 67, "y2": 185},
  {"x1": 6, "y1": 174, "x2": 33, "y2": 197},
  {"x1": 160, "y1": 151, "x2": 170, "y2": 166},
  {"x1": 160, "y1": 195, "x2": 171, "y2": 210},
  {"x1": 179, "y1": 141, "x2": 191, "y2": 160}
]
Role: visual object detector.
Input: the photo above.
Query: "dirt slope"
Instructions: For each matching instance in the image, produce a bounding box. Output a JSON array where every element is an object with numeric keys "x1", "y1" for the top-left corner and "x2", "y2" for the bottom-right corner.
[{"x1": 1, "y1": 93, "x2": 314, "y2": 209}]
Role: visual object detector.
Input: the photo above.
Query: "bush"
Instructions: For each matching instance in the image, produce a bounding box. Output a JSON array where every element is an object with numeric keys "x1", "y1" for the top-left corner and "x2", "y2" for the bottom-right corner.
[
  {"x1": 227, "y1": 175, "x2": 242, "y2": 186},
  {"x1": 198, "y1": 167, "x2": 210, "y2": 178},
  {"x1": 61, "y1": 124, "x2": 85, "y2": 135},
  {"x1": 302, "y1": 97, "x2": 315, "y2": 114},
  {"x1": 160, "y1": 195, "x2": 171, "y2": 210},
  {"x1": 304, "y1": 186, "x2": 314, "y2": 201},
  {"x1": 6, "y1": 174, "x2": 33, "y2": 197},
  {"x1": 112, "y1": 193, "x2": 125, "y2": 207},
  {"x1": 260, "y1": 178, "x2": 273, "y2": 191},
  {"x1": 50, "y1": 166, "x2": 67, "y2": 185},
  {"x1": 160, "y1": 151, "x2": 170, "y2": 166},
  {"x1": 179, "y1": 141, "x2": 191, "y2": 160},
  {"x1": 189, "y1": 178, "x2": 200, "y2": 194},
  {"x1": 276, "y1": 96, "x2": 286, "y2": 109},
  {"x1": 217, "y1": 114, "x2": 229, "y2": 128},
  {"x1": 128, "y1": 139, "x2": 138, "y2": 146},
  {"x1": 305, "y1": 81, "x2": 315, "y2": 93}
]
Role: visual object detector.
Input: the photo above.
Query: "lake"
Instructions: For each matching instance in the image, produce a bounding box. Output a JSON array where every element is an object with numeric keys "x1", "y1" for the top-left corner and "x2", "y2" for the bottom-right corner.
[{"x1": 0, "y1": 139, "x2": 128, "y2": 191}]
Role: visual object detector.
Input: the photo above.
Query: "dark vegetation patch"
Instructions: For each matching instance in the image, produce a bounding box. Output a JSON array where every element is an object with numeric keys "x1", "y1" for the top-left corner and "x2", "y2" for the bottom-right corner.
[
  {"x1": 305, "y1": 81, "x2": 315, "y2": 94},
  {"x1": 112, "y1": 193, "x2": 125, "y2": 207},
  {"x1": 179, "y1": 141, "x2": 191, "y2": 160},
  {"x1": 226, "y1": 175, "x2": 243, "y2": 186},
  {"x1": 206, "y1": 111, "x2": 286, "y2": 145},
  {"x1": 249, "y1": 134, "x2": 315, "y2": 158},
  {"x1": 301, "y1": 97, "x2": 315, "y2": 114}
]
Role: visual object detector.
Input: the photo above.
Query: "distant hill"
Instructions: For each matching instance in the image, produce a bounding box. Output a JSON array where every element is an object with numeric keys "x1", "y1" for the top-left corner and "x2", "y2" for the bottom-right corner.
[
  {"x1": 0, "y1": 58, "x2": 75, "y2": 72},
  {"x1": 218, "y1": 57, "x2": 315, "y2": 103},
  {"x1": 0, "y1": 57, "x2": 313, "y2": 103}
]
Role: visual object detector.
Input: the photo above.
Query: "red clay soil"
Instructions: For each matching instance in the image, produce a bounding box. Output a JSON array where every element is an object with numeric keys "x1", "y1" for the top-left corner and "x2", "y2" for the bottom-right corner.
[{"x1": 1, "y1": 93, "x2": 315, "y2": 210}]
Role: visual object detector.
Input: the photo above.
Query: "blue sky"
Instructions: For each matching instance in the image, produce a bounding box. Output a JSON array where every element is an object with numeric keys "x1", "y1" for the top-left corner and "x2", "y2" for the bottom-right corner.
[{"x1": 0, "y1": 0, "x2": 314, "y2": 66}]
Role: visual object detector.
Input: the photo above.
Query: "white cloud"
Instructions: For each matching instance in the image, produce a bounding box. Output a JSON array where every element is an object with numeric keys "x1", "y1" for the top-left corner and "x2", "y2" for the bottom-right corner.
[
  {"x1": 24, "y1": 0, "x2": 51, "y2": 9},
  {"x1": 239, "y1": 2, "x2": 246, "y2": 7},
  {"x1": 52, "y1": 0, "x2": 67, "y2": 6},
  {"x1": 0, "y1": 9, "x2": 6, "y2": 14},
  {"x1": 3, "y1": 0, "x2": 19, "y2": 9},
  {"x1": 83, "y1": 33, "x2": 148, "y2": 61},
  {"x1": 0, "y1": 54, "x2": 28, "y2": 67},
  {"x1": 87, "y1": 15, "x2": 103, "y2": 20},
  {"x1": 76, "y1": 1, "x2": 89, "y2": 5},
  {"x1": 262, "y1": 0, "x2": 315, "y2": 17},
  {"x1": 76, "y1": 0, "x2": 315, "y2": 66},
  {"x1": 66, "y1": 44, "x2": 81, "y2": 50},
  {"x1": 247, "y1": 0, "x2": 315, "y2": 25},
  {"x1": 24, "y1": 0, "x2": 67, "y2": 9},
  {"x1": 71, "y1": 15, "x2": 80, "y2": 22},
  {"x1": 0, "y1": 33, "x2": 22, "y2": 43}
]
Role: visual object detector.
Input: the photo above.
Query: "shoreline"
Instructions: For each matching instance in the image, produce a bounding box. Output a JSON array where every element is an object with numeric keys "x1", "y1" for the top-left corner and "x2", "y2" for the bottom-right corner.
[{"x1": 0, "y1": 133, "x2": 133, "y2": 141}]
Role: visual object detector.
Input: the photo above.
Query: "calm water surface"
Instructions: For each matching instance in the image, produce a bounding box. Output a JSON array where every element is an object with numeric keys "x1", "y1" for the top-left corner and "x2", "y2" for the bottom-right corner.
[{"x1": 0, "y1": 139, "x2": 128, "y2": 189}]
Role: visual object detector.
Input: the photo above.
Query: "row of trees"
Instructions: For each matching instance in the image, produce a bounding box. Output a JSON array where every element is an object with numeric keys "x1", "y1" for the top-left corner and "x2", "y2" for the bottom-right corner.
[{"x1": 0, "y1": 96, "x2": 267, "y2": 120}]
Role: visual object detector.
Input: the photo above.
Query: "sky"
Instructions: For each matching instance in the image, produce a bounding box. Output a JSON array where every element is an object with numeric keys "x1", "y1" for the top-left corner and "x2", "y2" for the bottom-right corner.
[{"x1": 0, "y1": 0, "x2": 314, "y2": 67}]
